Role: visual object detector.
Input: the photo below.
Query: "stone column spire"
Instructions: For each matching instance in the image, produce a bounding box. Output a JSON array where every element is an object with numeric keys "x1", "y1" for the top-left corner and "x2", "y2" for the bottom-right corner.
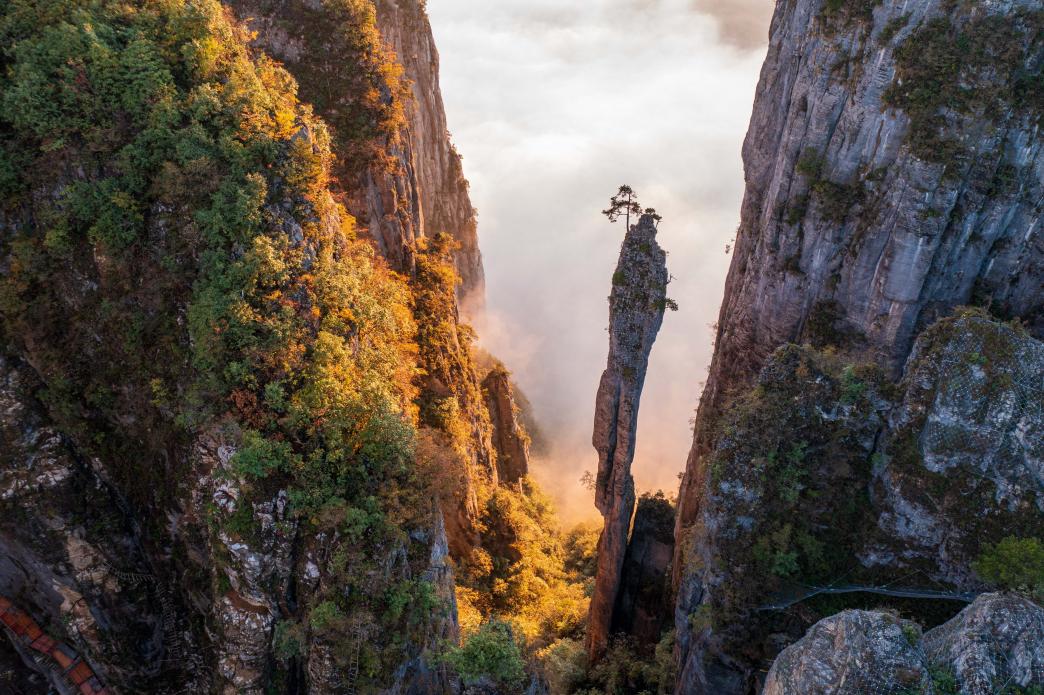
[{"x1": 586, "y1": 213, "x2": 670, "y2": 661}]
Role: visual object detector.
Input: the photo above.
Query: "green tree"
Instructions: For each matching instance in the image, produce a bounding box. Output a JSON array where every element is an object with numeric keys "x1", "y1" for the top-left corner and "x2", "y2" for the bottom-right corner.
[
  {"x1": 443, "y1": 619, "x2": 526, "y2": 688},
  {"x1": 602, "y1": 185, "x2": 643, "y2": 230},
  {"x1": 974, "y1": 537, "x2": 1044, "y2": 598}
]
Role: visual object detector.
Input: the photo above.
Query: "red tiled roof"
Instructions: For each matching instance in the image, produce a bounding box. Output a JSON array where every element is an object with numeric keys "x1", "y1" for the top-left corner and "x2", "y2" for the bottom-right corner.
[
  {"x1": 24, "y1": 621, "x2": 43, "y2": 641},
  {"x1": 30, "y1": 634, "x2": 56, "y2": 654},
  {"x1": 68, "y1": 660, "x2": 94, "y2": 685},
  {"x1": 4, "y1": 610, "x2": 32, "y2": 636},
  {"x1": 53, "y1": 643, "x2": 79, "y2": 669},
  {"x1": 0, "y1": 598, "x2": 110, "y2": 694}
]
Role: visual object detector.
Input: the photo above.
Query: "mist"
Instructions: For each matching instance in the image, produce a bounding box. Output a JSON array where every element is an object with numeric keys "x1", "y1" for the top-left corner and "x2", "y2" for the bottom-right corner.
[{"x1": 426, "y1": 0, "x2": 773, "y2": 524}]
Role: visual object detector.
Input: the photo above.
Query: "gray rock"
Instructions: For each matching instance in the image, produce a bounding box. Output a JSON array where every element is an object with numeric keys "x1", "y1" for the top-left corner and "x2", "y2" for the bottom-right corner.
[
  {"x1": 765, "y1": 594, "x2": 1044, "y2": 695},
  {"x1": 677, "y1": 0, "x2": 1044, "y2": 581},
  {"x1": 763, "y1": 610, "x2": 928, "y2": 695},
  {"x1": 587, "y1": 214, "x2": 670, "y2": 660},
  {"x1": 675, "y1": 0, "x2": 1044, "y2": 688},
  {"x1": 923, "y1": 593, "x2": 1044, "y2": 695},
  {"x1": 615, "y1": 492, "x2": 675, "y2": 645},
  {"x1": 869, "y1": 315, "x2": 1044, "y2": 585}
]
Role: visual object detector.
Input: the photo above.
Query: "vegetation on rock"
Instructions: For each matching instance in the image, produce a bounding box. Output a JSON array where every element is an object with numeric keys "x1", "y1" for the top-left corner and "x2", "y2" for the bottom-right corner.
[
  {"x1": 884, "y1": 9, "x2": 1044, "y2": 165},
  {"x1": 0, "y1": 0, "x2": 455, "y2": 684},
  {"x1": 974, "y1": 537, "x2": 1044, "y2": 601}
]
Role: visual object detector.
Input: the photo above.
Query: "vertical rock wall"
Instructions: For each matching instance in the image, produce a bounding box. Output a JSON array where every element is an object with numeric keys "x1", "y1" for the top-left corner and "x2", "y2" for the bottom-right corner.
[
  {"x1": 673, "y1": 0, "x2": 1043, "y2": 690},
  {"x1": 676, "y1": 0, "x2": 1043, "y2": 571},
  {"x1": 482, "y1": 367, "x2": 531, "y2": 485},
  {"x1": 587, "y1": 214, "x2": 669, "y2": 661},
  {"x1": 373, "y1": 0, "x2": 486, "y2": 311},
  {"x1": 225, "y1": 0, "x2": 484, "y2": 309},
  {"x1": 614, "y1": 493, "x2": 675, "y2": 647}
]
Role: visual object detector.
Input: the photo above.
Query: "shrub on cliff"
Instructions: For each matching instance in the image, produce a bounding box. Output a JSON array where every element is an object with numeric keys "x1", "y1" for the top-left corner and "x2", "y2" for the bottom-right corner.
[
  {"x1": 457, "y1": 477, "x2": 590, "y2": 647},
  {"x1": 443, "y1": 619, "x2": 526, "y2": 690},
  {"x1": 0, "y1": 0, "x2": 439, "y2": 683},
  {"x1": 974, "y1": 537, "x2": 1044, "y2": 600}
]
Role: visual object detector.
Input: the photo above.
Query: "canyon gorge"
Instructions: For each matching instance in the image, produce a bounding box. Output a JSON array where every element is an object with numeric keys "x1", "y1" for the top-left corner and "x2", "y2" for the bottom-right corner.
[{"x1": 0, "y1": 0, "x2": 1040, "y2": 694}]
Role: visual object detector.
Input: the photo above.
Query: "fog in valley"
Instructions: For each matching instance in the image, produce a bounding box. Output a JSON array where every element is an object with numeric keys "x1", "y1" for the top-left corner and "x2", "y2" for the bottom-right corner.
[{"x1": 428, "y1": 0, "x2": 774, "y2": 522}]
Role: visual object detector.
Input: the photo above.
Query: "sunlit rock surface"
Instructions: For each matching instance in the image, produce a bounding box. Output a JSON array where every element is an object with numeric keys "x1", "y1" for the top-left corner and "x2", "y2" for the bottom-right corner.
[
  {"x1": 482, "y1": 366, "x2": 531, "y2": 485},
  {"x1": 374, "y1": 0, "x2": 485, "y2": 309},
  {"x1": 227, "y1": 0, "x2": 485, "y2": 307},
  {"x1": 587, "y1": 213, "x2": 669, "y2": 660}
]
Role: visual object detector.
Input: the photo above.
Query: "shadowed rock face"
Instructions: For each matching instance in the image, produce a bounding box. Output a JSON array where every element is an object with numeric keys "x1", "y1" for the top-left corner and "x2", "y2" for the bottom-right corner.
[
  {"x1": 587, "y1": 214, "x2": 669, "y2": 661},
  {"x1": 0, "y1": 355, "x2": 189, "y2": 692},
  {"x1": 923, "y1": 593, "x2": 1044, "y2": 695},
  {"x1": 676, "y1": 0, "x2": 1044, "y2": 584},
  {"x1": 765, "y1": 594, "x2": 1044, "y2": 695},
  {"x1": 614, "y1": 493, "x2": 675, "y2": 646},
  {"x1": 867, "y1": 315, "x2": 1044, "y2": 585},
  {"x1": 673, "y1": 313, "x2": 1044, "y2": 693},
  {"x1": 482, "y1": 367, "x2": 530, "y2": 485},
  {"x1": 763, "y1": 609, "x2": 929, "y2": 695},
  {"x1": 674, "y1": 0, "x2": 1043, "y2": 688}
]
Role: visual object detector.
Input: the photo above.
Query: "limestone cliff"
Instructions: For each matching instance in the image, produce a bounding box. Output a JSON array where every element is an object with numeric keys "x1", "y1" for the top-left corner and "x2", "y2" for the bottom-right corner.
[
  {"x1": 226, "y1": 0, "x2": 484, "y2": 307},
  {"x1": 676, "y1": 0, "x2": 1043, "y2": 560},
  {"x1": 587, "y1": 214, "x2": 669, "y2": 661},
  {"x1": 673, "y1": 0, "x2": 1043, "y2": 689},
  {"x1": 673, "y1": 313, "x2": 1043, "y2": 692},
  {"x1": 373, "y1": 0, "x2": 485, "y2": 310}
]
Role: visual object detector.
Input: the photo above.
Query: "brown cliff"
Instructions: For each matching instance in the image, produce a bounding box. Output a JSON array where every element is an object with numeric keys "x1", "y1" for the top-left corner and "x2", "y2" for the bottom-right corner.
[
  {"x1": 374, "y1": 0, "x2": 485, "y2": 310},
  {"x1": 482, "y1": 367, "x2": 531, "y2": 485},
  {"x1": 225, "y1": 0, "x2": 484, "y2": 308}
]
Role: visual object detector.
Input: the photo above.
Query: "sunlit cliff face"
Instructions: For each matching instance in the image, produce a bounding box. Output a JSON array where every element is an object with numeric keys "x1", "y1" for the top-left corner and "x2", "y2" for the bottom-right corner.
[{"x1": 427, "y1": 0, "x2": 773, "y2": 523}]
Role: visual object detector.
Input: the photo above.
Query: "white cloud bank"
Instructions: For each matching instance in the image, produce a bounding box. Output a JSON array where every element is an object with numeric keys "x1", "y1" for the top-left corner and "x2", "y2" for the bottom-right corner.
[{"x1": 426, "y1": 0, "x2": 773, "y2": 522}]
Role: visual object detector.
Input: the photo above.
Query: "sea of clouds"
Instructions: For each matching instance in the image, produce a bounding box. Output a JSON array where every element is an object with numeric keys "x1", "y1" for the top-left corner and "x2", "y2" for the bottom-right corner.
[{"x1": 427, "y1": 0, "x2": 773, "y2": 522}]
